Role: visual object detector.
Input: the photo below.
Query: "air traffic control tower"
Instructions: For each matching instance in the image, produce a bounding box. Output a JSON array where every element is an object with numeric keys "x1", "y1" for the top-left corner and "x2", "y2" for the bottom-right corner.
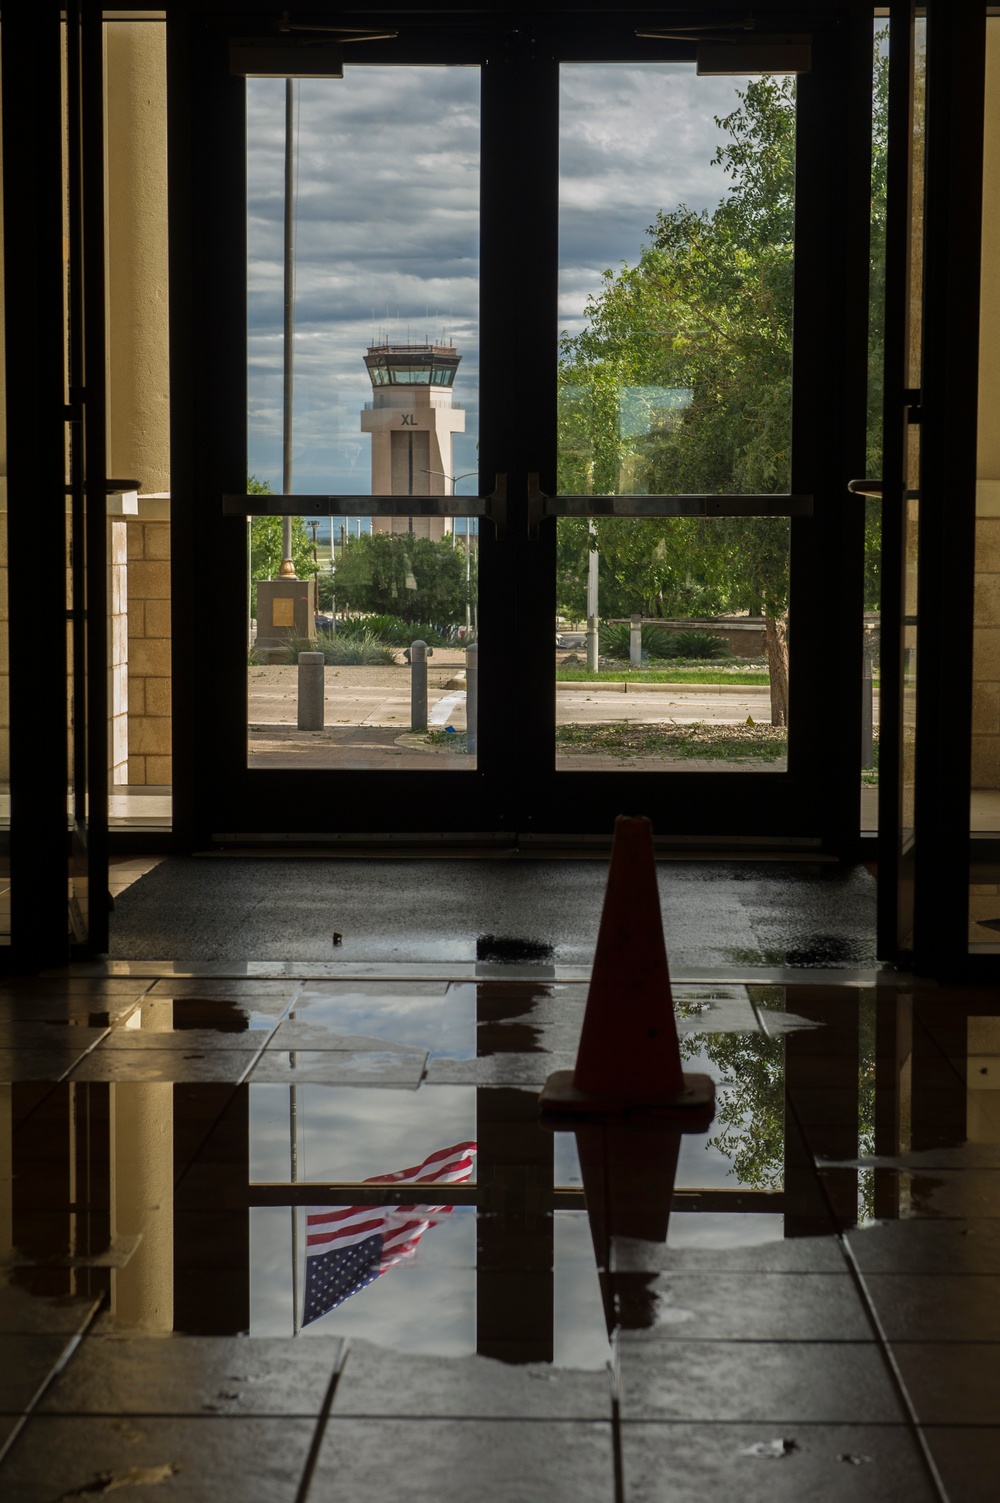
[{"x1": 360, "y1": 341, "x2": 466, "y2": 538}]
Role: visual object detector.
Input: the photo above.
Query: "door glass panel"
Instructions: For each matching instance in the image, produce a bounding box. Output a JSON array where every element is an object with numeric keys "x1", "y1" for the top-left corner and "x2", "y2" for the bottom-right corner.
[
  {"x1": 555, "y1": 63, "x2": 795, "y2": 773},
  {"x1": 245, "y1": 67, "x2": 480, "y2": 771},
  {"x1": 970, "y1": 15, "x2": 1000, "y2": 948},
  {"x1": 862, "y1": 21, "x2": 890, "y2": 834}
]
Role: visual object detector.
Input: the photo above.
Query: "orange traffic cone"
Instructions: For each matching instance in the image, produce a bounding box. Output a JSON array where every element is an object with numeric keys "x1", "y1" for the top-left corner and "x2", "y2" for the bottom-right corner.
[{"x1": 539, "y1": 815, "x2": 716, "y2": 1117}]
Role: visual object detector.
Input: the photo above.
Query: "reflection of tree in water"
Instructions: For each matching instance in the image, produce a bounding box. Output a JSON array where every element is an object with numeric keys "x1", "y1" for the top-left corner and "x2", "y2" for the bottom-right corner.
[{"x1": 679, "y1": 1027, "x2": 785, "y2": 1190}]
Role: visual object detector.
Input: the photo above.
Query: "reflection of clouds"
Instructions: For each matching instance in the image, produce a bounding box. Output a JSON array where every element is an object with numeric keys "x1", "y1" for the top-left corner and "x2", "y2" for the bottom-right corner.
[
  {"x1": 249, "y1": 1081, "x2": 477, "y2": 1183},
  {"x1": 291, "y1": 981, "x2": 477, "y2": 1058},
  {"x1": 554, "y1": 1212, "x2": 613, "y2": 1370}
]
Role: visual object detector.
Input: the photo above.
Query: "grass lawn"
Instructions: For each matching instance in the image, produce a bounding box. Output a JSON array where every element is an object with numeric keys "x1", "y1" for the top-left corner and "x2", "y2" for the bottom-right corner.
[
  {"x1": 556, "y1": 666, "x2": 771, "y2": 686},
  {"x1": 555, "y1": 720, "x2": 788, "y2": 761}
]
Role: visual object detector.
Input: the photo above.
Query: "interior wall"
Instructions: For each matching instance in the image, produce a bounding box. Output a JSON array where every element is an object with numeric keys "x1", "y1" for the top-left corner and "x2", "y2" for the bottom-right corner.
[
  {"x1": 973, "y1": 20, "x2": 1000, "y2": 798},
  {"x1": 105, "y1": 21, "x2": 171, "y2": 790}
]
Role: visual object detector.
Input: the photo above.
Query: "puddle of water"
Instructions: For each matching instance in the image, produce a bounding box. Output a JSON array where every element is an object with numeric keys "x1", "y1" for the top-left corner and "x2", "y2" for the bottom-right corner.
[{"x1": 289, "y1": 982, "x2": 477, "y2": 1060}]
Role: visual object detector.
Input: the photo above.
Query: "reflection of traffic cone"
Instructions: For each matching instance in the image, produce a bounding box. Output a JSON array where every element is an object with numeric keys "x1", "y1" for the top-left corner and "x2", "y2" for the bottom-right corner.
[
  {"x1": 539, "y1": 815, "x2": 715, "y2": 1117},
  {"x1": 573, "y1": 1119, "x2": 684, "y2": 1335}
]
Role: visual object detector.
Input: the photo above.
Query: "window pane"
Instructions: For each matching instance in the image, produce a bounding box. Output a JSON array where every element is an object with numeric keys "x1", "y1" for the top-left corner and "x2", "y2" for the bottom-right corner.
[
  {"x1": 555, "y1": 63, "x2": 795, "y2": 773},
  {"x1": 246, "y1": 66, "x2": 480, "y2": 772}
]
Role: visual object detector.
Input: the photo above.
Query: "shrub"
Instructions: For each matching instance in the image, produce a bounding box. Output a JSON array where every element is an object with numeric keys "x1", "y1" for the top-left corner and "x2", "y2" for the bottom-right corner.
[
  {"x1": 599, "y1": 621, "x2": 678, "y2": 660},
  {"x1": 671, "y1": 630, "x2": 730, "y2": 660},
  {"x1": 338, "y1": 614, "x2": 446, "y2": 647},
  {"x1": 262, "y1": 629, "x2": 399, "y2": 666}
]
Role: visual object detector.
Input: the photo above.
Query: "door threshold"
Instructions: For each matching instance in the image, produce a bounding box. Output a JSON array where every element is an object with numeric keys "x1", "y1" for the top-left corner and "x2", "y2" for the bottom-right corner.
[{"x1": 199, "y1": 831, "x2": 832, "y2": 861}]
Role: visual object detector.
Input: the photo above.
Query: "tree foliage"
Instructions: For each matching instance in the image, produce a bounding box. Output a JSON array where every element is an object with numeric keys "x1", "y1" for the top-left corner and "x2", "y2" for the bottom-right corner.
[
  {"x1": 334, "y1": 531, "x2": 468, "y2": 626},
  {"x1": 557, "y1": 48, "x2": 890, "y2": 720}
]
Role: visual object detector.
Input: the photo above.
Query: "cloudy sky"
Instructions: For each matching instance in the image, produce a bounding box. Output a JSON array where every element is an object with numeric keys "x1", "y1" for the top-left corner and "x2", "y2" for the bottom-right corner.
[{"x1": 246, "y1": 63, "x2": 764, "y2": 497}]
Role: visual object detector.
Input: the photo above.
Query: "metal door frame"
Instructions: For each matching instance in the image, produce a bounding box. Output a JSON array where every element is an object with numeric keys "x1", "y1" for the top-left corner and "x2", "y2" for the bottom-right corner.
[{"x1": 166, "y1": 3, "x2": 875, "y2": 854}]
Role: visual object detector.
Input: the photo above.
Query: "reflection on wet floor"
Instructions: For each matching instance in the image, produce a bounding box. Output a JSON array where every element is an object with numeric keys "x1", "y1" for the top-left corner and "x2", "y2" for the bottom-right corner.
[{"x1": 1, "y1": 974, "x2": 1000, "y2": 1499}]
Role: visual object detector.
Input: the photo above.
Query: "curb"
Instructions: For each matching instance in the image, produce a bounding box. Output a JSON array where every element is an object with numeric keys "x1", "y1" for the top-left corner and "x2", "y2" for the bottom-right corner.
[{"x1": 555, "y1": 680, "x2": 772, "y2": 696}]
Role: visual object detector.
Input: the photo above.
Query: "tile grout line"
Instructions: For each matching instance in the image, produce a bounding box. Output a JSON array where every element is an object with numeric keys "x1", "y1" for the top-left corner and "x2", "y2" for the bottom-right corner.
[
  {"x1": 784, "y1": 1088, "x2": 953, "y2": 1503},
  {"x1": 840, "y1": 1238, "x2": 954, "y2": 1503}
]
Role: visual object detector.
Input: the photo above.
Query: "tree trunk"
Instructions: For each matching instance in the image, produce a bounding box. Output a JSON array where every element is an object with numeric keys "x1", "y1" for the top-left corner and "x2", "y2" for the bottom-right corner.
[{"x1": 764, "y1": 613, "x2": 789, "y2": 727}]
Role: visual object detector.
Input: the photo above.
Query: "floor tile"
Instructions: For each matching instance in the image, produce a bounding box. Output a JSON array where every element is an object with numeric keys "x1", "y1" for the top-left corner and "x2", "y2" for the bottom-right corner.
[
  {"x1": 0, "y1": 1334, "x2": 76, "y2": 1411},
  {"x1": 0, "y1": 1414, "x2": 316, "y2": 1502},
  {"x1": 39, "y1": 1335, "x2": 343, "y2": 1416},
  {"x1": 614, "y1": 1273, "x2": 872, "y2": 1341},
  {"x1": 820, "y1": 1168, "x2": 1000, "y2": 1220},
  {"x1": 612, "y1": 1232, "x2": 848, "y2": 1274},
  {"x1": 846, "y1": 1218, "x2": 1000, "y2": 1273},
  {"x1": 621, "y1": 1422, "x2": 937, "y2": 1503},
  {"x1": 0, "y1": 1049, "x2": 92, "y2": 1082},
  {"x1": 332, "y1": 1338, "x2": 610, "y2": 1419},
  {"x1": 617, "y1": 1341, "x2": 905, "y2": 1423},
  {"x1": 890, "y1": 1343, "x2": 1000, "y2": 1424},
  {"x1": 97, "y1": 1026, "x2": 276, "y2": 1052},
  {"x1": 68, "y1": 1049, "x2": 259, "y2": 1083},
  {"x1": 311, "y1": 1416, "x2": 614, "y2": 1503},
  {"x1": 861, "y1": 1274, "x2": 1000, "y2": 1341},
  {"x1": 0, "y1": 1281, "x2": 103, "y2": 1337},
  {"x1": 921, "y1": 1425, "x2": 1000, "y2": 1503},
  {"x1": 426, "y1": 1053, "x2": 576, "y2": 1085},
  {"x1": 249, "y1": 1049, "x2": 427, "y2": 1085},
  {"x1": 0, "y1": 998, "x2": 139, "y2": 1027},
  {"x1": 0, "y1": 1023, "x2": 109, "y2": 1049},
  {"x1": 147, "y1": 979, "x2": 303, "y2": 1000},
  {"x1": 266, "y1": 1022, "x2": 427, "y2": 1053}
]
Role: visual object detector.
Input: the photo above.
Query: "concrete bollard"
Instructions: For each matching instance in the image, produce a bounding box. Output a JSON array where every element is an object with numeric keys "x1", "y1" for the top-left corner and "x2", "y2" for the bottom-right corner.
[
  {"x1": 297, "y1": 651, "x2": 325, "y2": 730},
  {"x1": 587, "y1": 615, "x2": 599, "y2": 672},
  {"x1": 410, "y1": 640, "x2": 428, "y2": 731},
  {"x1": 466, "y1": 643, "x2": 478, "y2": 755},
  {"x1": 861, "y1": 650, "x2": 874, "y2": 769},
  {"x1": 630, "y1": 614, "x2": 642, "y2": 668}
]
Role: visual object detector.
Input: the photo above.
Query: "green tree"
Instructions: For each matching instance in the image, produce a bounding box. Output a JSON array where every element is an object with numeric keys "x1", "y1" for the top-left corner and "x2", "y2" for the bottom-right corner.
[
  {"x1": 334, "y1": 531, "x2": 467, "y2": 626},
  {"x1": 247, "y1": 476, "x2": 314, "y2": 617},
  {"x1": 558, "y1": 49, "x2": 889, "y2": 722}
]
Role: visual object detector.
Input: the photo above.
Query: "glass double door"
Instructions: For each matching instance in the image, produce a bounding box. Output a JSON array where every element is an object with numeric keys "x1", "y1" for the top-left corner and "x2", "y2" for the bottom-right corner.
[{"x1": 174, "y1": 9, "x2": 875, "y2": 848}]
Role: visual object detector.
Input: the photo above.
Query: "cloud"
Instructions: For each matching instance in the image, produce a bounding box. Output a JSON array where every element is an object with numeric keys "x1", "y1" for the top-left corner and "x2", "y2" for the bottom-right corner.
[{"x1": 246, "y1": 62, "x2": 761, "y2": 491}]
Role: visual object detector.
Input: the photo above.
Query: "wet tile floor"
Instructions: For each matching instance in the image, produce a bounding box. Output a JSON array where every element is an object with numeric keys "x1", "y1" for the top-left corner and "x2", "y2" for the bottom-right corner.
[{"x1": 0, "y1": 970, "x2": 997, "y2": 1501}]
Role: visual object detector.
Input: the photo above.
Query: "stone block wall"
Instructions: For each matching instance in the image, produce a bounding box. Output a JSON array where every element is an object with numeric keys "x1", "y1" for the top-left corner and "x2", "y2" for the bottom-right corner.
[
  {"x1": 126, "y1": 499, "x2": 171, "y2": 786},
  {"x1": 108, "y1": 515, "x2": 129, "y2": 785}
]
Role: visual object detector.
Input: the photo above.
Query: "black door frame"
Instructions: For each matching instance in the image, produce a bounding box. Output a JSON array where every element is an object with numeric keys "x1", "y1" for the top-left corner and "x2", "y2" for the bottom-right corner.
[{"x1": 166, "y1": 3, "x2": 874, "y2": 853}]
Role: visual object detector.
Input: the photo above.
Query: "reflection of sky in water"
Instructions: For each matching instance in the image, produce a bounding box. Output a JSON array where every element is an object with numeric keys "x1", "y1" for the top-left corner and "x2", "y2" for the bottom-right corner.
[
  {"x1": 251, "y1": 1205, "x2": 477, "y2": 1352},
  {"x1": 663, "y1": 1212, "x2": 784, "y2": 1248},
  {"x1": 290, "y1": 982, "x2": 476, "y2": 1059},
  {"x1": 554, "y1": 1212, "x2": 613, "y2": 1370},
  {"x1": 250, "y1": 1206, "x2": 610, "y2": 1367},
  {"x1": 250, "y1": 1084, "x2": 478, "y2": 1183}
]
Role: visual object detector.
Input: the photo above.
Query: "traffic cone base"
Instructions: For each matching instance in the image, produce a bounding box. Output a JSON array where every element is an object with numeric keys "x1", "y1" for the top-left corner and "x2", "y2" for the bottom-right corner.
[
  {"x1": 538, "y1": 814, "x2": 716, "y2": 1123},
  {"x1": 539, "y1": 1067, "x2": 716, "y2": 1119}
]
